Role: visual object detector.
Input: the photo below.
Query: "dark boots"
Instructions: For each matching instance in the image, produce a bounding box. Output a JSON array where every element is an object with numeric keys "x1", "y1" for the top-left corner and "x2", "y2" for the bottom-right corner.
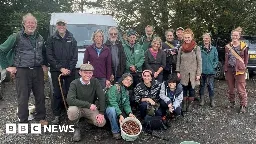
[
  {"x1": 187, "y1": 97, "x2": 194, "y2": 112},
  {"x1": 226, "y1": 101, "x2": 235, "y2": 109},
  {"x1": 200, "y1": 96, "x2": 215, "y2": 107},
  {"x1": 51, "y1": 116, "x2": 60, "y2": 124},
  {"x1": 210, "y1": 97, "x2": 215, "y2": 107},
  {"x1": 72, "y1": 120, "x2": 81, "y2": 142},
  {"x1": 199, "y1": 96, "x2": 205, "y2": 106},
  {"x1": 73, "y1": 128, "x2": 81, "y2": 142},
  {"x1": 182, "y1": 97, "x2": 194, "y2": 112},
  {"x1": 239, "y1": 106, "x2": 246, "y2": 113},
  {"x1": 182, "y1": 97, "x2": 188, "y2": 112}
]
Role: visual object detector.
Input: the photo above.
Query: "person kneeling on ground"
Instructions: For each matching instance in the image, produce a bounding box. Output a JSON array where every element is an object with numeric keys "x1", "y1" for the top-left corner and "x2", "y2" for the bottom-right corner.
[
  {"x1": 66, "y1": 63, "x2": 106, "y2": 142},
  {"x1": 134, "y1": 70, "x2": 162, "y2": 120},
  {"x1": 159, "y1": 74, "x2": 183, "y2": 119},
  {"x1": 105, "y1": 73, "x2": 136, "y2": 140}
]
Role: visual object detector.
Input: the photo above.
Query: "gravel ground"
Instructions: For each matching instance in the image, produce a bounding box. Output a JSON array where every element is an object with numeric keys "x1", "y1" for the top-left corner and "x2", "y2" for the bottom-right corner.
[{"x1": 0, "y1": 75, "x2": 256, "y2": 144}]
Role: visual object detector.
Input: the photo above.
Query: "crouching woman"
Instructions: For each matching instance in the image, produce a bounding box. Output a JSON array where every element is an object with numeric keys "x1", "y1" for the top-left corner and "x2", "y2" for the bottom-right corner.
[
  {"x1": 105, "y1": 73, "x2": 136, "y2": 140},
  {"x1": 159, "y1": 74, "x2": 183, "y2": 117},
  {"x1": 134, "y1": 70, "x2": 162, "y2": 119}
]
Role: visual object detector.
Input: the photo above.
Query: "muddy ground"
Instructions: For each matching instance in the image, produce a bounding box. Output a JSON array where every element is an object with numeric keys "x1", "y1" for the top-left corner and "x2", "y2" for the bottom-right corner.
[{"x1": 0, "y1": 75, "x2": 256, "y2": 144}]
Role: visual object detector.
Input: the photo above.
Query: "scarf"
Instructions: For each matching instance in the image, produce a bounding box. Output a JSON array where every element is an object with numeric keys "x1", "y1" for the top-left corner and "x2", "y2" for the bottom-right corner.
[
  {"x1": 149, "y1": 48, "x2": 158, "y2": 59},
  {"x1": 182, "y1": 40, "x2": 197, "y2": 53}
]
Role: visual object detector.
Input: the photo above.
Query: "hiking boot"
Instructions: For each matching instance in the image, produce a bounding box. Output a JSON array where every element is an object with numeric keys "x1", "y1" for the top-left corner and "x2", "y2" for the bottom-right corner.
[
  {"x1": 51, "y1": 116, "x2": 60, "y2": 125},
  {"x1": 182, "y1": 97, "x2": 188, "y2": 112},
  {"x1": 73, "y1": 128, "x2": 81, "y2": 142},
  {"x1": 199, "y1": 96, "x2": 205, "y2": 106},
  {"x1": 226, "y1": 102, "x2": 235, "y2": 109},
  {"x1": 239, "y1": 106, "x2": 246, "y2": 113},
  {"x1": 39, "y1": 120, "x2": 48, "y2": 126},
  {"x1": 187, "y1": 97, "x2": 194, "y2": 112},
  {"x1": 210, "y1": 97, "x2": 215, "y2": 107},
  {"x1": 113, "y1": 133, "x2": 121, "y2": 140}
]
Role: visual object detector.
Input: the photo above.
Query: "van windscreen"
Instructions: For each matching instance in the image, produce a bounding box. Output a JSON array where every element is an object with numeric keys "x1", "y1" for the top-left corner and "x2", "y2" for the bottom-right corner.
[{"x1": 67, "y1": 24, "x2": 110, "y2": 47}]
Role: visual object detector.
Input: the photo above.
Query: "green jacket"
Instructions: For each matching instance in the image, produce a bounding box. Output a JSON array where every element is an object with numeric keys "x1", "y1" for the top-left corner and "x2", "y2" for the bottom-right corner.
[
  {"x1": 106, "y1": 84, "x2": 132, "y2": 116},
  {"x1": 0, "y1": 33, "x2": 17, "y2": 69},
  {"x1": 200, "y1": 45, "x2": 219, "y2": 74},
  {"x1": 139, "y1": 35, "x2": 157, "y2": 52},
  {"x1": 123, "y1": 42, "x2": 145, "y2": 73}
]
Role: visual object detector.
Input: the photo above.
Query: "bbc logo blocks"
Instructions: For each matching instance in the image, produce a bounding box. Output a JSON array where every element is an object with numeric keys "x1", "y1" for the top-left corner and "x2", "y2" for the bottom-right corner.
[{"x1": 6, "y1": 124, "x2": 42, "y2": 134}]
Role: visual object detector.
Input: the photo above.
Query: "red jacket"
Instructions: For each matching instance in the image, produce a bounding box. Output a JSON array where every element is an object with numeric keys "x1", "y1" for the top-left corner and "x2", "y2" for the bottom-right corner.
[{"x1": 83, "y1": 44, "x2": 112, "y2": 80}]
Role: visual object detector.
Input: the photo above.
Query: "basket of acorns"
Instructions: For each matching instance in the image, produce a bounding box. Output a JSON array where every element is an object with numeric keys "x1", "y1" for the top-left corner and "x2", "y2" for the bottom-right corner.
[{"x1": 120, "y1": 117, "x2": 142, "y2": 141}]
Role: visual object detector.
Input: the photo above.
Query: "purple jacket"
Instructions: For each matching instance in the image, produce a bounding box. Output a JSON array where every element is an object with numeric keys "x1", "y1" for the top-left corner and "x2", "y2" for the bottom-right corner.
[{"x1": 83, "y1": 44, "x2": 112, "y2": 80}]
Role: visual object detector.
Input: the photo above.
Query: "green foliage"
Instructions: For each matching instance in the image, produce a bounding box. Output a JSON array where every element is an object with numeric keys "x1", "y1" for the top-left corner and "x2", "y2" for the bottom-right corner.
[
  {"x1": 0, "y1": 0, "x2": 255, "y2": 43},
  {"x1": 102, "y1": 0, "x2": 256, "y2": 41}
]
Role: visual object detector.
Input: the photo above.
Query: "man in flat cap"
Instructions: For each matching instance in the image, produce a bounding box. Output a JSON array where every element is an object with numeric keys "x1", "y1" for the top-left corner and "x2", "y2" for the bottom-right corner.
[
  {"x1": 46, "y1": 19, "x2": 78, "y2": 124},
  {"x1": 66, "y1": 63, "x2": 106, "y2": 142}
]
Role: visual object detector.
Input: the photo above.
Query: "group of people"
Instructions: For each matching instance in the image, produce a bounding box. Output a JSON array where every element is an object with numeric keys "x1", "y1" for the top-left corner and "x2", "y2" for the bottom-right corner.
[{"x1": 0, "y1": 13, "x2": 249, "y2": 142}]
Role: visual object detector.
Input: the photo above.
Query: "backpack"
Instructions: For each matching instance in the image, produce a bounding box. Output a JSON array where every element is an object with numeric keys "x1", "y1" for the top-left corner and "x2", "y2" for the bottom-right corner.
[{"x1": 144, "y1": 115, "x2": 168, "y2": 134}]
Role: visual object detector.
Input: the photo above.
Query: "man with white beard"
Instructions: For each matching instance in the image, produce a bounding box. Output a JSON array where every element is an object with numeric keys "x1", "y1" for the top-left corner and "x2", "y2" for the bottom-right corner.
[
  {"x1": 0, "y1": 13, "x2": 48, "y2": 125},
  {"x1": 104, "y1": 27, "x2": 126, "y2": 83},
  {"x1": 46, "y1": 19, "x2": 78, "y2": 124},
  {"x1": 139, "y1": 25, "x2": 157, "y2": 52}
]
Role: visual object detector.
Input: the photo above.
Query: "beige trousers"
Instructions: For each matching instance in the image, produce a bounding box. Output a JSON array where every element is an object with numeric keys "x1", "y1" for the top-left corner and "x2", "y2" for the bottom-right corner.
[{"x1": 67, "y1": 106, "x2": 106, "y2": 127}]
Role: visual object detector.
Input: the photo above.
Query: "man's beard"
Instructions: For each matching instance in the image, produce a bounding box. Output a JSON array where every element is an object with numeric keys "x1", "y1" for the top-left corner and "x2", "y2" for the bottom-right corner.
[
  {"x1": 146, "y1": 34, "x2": 153, "y2": 38},
  {"x1": 110, "y1": 38, "x2": 117, "y2": 43}
]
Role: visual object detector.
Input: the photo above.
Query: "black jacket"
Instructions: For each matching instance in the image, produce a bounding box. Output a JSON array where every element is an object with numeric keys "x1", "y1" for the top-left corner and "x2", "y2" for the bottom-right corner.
[
  {"x1": 104, "y1": 40, "x2": 126, "y2": 78},
  {"x1": 13, "y1": 30, "x2": 46, "y2": 67},
  {"x1": 144, "y1": 49, "x2": 166, "y2": 74},
  {"x1": 46, "y1": 30, "x2": 78, "y2": 71}
]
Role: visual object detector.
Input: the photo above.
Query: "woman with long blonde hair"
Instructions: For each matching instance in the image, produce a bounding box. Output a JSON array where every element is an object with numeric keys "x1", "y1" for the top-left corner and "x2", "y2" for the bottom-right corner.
[{"x1": 224, "y1": 27, "x2": 248, "y2": 113}]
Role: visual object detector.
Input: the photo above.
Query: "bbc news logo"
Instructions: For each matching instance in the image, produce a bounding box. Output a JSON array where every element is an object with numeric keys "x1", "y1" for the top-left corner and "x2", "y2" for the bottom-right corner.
[{"x1": 6, "y1": 124, "x2": 75, "y2": 134}]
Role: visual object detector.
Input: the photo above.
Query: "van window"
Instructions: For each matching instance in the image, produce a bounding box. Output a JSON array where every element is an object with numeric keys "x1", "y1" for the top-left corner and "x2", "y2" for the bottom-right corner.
[{"x1": 53, "y1": 24, "x2": 111, "y2": 48}]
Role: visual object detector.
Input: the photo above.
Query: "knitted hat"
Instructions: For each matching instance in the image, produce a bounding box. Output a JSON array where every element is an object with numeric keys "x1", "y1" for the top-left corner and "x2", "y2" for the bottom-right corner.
[
  {"x1": 80, "y1": 63, "x2": 94, "y2": 71},
  {"x1": 127, "y1": 29, "x2": 137, "y2": 37},
  {"x1": 120, "y1": 73, "x2": 133, "y2": 83}
]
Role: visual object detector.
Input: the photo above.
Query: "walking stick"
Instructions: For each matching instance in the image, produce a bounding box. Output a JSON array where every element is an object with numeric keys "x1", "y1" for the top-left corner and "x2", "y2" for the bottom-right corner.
[{"x1": 58, "y1": 74, "x2": 68, "y2": 111}]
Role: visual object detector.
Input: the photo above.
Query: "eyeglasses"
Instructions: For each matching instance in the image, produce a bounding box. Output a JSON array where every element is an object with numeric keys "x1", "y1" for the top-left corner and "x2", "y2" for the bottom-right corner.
[{"x1": 110, "y1": 33, "x2": 117, "y2": 36}]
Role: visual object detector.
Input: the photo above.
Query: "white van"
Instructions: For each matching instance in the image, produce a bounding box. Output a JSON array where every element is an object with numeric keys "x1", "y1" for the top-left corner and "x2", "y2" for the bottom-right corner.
[
  {"x1": 46, "y1": 13, "x2": 118, "y2": 97},
  {"x1": 49, "y1": 13, "x2": 118, "y2": 68}
]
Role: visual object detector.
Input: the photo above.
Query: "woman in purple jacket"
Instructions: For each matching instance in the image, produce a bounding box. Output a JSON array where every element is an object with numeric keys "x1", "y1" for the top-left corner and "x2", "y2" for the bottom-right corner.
[{"x1": 83, "y1": 29, "x2": 112, "y2": 89}]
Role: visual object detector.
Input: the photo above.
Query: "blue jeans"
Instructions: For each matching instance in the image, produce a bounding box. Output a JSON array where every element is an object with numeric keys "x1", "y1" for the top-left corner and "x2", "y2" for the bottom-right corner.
[
  {"x1": 182, "y1": 81, "x2": 195, "y2": 97},
  {"x1": 199, "y1": 74, "x2": 215, "y2": 97},
  {"x1": 105, "y1": 107, "x2": 120, "y2": 134}
]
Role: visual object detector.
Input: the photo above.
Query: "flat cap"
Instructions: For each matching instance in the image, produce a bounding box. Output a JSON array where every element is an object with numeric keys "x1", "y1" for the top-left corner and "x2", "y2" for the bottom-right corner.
[{"x1": 80, "y1": 63, "x2": 94, "y2": 71}]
